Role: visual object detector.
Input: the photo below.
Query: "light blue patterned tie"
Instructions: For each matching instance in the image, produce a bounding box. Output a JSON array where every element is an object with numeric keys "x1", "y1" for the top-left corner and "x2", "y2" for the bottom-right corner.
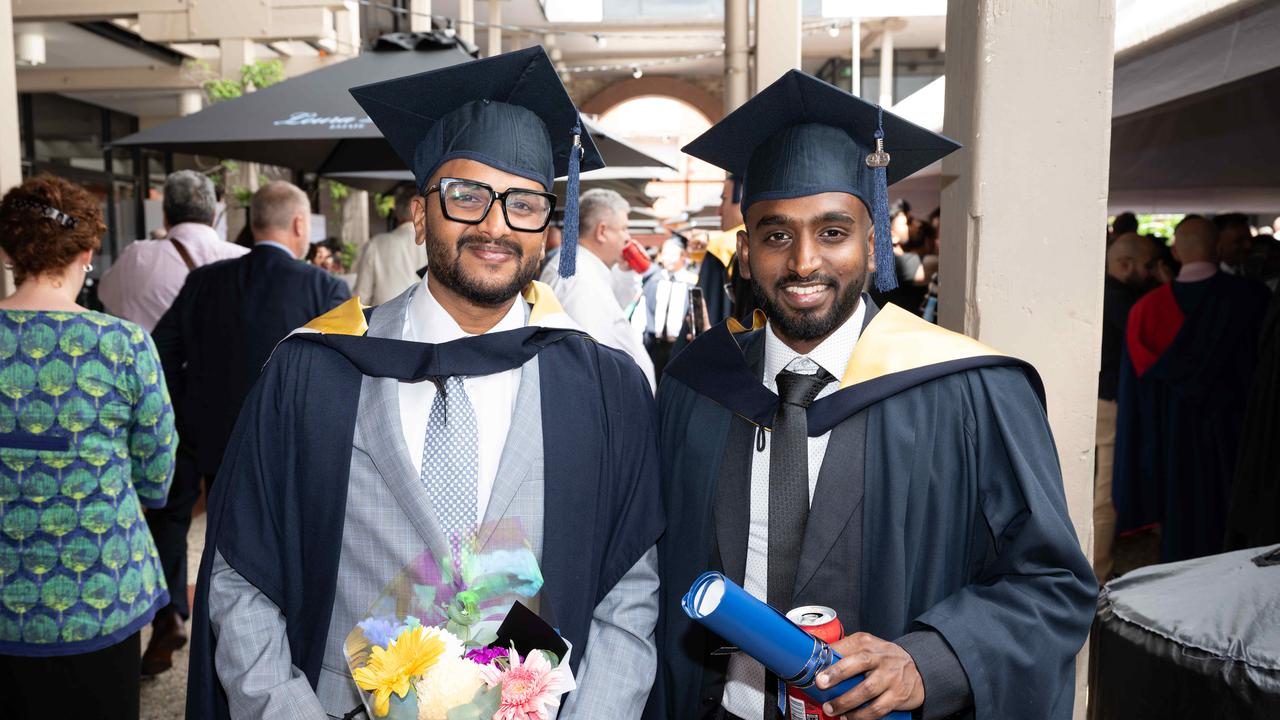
[{"x1": 420, "y1": 376, "x2": 478, "y2": 564}]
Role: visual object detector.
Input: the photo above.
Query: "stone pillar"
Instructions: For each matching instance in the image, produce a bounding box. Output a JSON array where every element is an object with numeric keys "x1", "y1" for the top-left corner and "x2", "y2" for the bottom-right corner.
[
  {"x1": 335, "y1": 1, "x2": 360, "y2": 56},
  {"x1": 878, "y1": 19, "x2": 896, "y2": 106},
  {"x1": 342, "y1": 190, "x2": 370, "y2": 250},
  {"x1": 179, "y1": 90, "x2": 203, "y2": 117},
  {"x1": 0, "y1": 0, "x2": 18, "y2": 295},
  {"x1": 754, "y1": 0, "x2": 800, "y2": 92},
  {"x1": 487, "y1": 0, "x2": 501, "y2": 57},
  {"x1": 219, "y1": 37, "x2": 254, "y2": 81},
  {"x1": 410, "y1": 0, "x2": 432, "y2": 33},
  {"x1": 939, "y1": 2, "x2": 1115, "y2": 717},
  {"x1": 220, "y1": 38, "x2": 256, "y2": 244},
  {"x1": 724, "y1": 0, "x2": 750, "y2": 112},
  {"x1": 458, "y1": 0, "x2": 475, "y2": 46},
  {"x1": 850, "y1": 17, "x2": 861, "y2": 97}
]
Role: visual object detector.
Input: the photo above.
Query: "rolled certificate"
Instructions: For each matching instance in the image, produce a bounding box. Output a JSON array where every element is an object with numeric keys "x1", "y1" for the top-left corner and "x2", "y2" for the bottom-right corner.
[{"x1": 683, "y1": 571, "x2": 909, "y2": 719}]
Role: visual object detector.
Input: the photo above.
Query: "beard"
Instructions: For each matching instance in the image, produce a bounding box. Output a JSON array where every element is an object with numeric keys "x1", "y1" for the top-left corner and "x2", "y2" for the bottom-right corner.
[
  {"x1": 749, "y1": 267, "x2": 866, "y2": 342},
  {"x1": 425, "y1": 230, "x2": 541, "y2": 307}
]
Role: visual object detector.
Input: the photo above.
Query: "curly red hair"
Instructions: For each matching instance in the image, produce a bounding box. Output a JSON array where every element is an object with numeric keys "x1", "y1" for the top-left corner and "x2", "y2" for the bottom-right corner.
[{"x1": 0, "y1": 174, "x2": 105, "y2": 283}]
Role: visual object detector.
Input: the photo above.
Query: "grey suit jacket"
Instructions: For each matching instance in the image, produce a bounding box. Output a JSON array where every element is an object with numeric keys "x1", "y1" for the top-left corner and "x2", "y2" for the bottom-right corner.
[{"x1": 208, "y1": 287, "x2": 659, "y2": 719}]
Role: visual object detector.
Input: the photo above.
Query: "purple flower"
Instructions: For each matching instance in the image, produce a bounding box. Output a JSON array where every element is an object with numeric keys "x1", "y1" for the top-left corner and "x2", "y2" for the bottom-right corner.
[
  {"x1": 465, "y1": 646, "x2": 510, "y2": 666},
  {"x1": 357, "y1": 618, "x2": 399, "y2": 648}
]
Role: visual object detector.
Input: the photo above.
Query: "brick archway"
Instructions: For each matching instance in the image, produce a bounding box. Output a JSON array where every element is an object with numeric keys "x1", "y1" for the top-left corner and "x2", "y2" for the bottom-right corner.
[{"x1": 580, "y1": 76, "x2": 722, "y2": 123}]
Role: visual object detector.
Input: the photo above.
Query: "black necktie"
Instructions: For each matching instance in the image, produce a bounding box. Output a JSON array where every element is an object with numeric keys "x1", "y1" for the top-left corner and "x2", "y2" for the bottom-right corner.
[{"x1": 764, "y1": 364, "x2": 835, "y2": 718}]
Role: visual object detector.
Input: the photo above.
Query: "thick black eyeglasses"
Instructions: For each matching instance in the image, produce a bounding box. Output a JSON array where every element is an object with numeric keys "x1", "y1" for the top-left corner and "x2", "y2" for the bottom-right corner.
[{"x1": 424, "y1": 177, "x2": 557, "y2": 233}]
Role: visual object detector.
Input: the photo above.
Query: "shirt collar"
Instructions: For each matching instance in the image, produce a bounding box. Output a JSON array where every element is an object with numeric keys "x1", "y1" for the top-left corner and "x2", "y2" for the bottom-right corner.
[
  {"x1": 1177, "y1": 261, "x2": 1218, "y2": 283},
  {"x1": 166, "y1": 222, "x2": 219, "y2": 245},
  {"x1": 407, "y1": 273, "x2": 527, "y2": 344},
  {"x1": 255, "y1": 240, "x2": 296, "y2": 258},
  {"x1": 574, "y1": 246, "x2": 611, "y2": 278},
  {"x1": 763, "y1": 296, "x2": 867, "y2": 388}
]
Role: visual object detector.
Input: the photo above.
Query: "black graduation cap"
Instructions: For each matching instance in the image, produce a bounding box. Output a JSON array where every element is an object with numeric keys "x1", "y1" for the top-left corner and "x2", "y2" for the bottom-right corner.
[
  {"x1": 349, "y1": 46, "x2": 604, "y2": 277},
  {"x1": 683, "y1": 70, "x2": 960, "y2": 292}
]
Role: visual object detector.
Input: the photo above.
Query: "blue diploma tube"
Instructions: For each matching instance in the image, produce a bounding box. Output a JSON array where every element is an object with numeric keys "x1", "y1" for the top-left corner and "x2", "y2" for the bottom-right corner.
[{"x1": 683, "y1": 571, "x2": 909, "y2": 719}]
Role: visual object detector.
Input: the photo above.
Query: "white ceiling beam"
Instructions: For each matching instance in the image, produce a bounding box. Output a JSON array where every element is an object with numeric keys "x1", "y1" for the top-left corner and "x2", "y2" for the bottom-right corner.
[{"x1": 16, "y1": 54, "x2": 337, "y2": 93}]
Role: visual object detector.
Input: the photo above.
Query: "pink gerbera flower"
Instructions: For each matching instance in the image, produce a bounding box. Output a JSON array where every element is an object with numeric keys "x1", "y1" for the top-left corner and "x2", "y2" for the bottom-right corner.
[{"x1": 479, "y1": 645, "x2": 567, "y2": 720}]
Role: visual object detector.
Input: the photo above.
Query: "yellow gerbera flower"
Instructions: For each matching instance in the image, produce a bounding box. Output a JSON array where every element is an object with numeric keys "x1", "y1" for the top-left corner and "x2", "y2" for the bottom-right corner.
[{"x1": 353, "y1": 626, "x2": 448, "y2": 716}]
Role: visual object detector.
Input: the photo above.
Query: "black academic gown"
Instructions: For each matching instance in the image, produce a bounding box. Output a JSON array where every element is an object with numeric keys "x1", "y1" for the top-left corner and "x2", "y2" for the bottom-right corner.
[
  {"x1": 1113, "y1": 273, "x2": 1271, "y2": 562},
  {"x1": 1226, "y1": 286, "x2": 1280, "y2": 550},
  {"x1": 646, "y1": 301, "x2": 1097, "y2": 720},
  {"x1": 186, "y1": 299, "x2": 663, "y2": 720}
]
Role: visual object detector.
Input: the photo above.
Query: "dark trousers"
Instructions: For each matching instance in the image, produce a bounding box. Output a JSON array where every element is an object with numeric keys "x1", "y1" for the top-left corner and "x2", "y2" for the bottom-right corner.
[
  {"x1": 0, "y1": 631, "x2": 141, "y2": 720},
  {"x1": 647, "y1": 335, "x2": 676, "y2": 381},
  {"x1": 146, "y1": 445, "x2": 202, "y2": 619}
]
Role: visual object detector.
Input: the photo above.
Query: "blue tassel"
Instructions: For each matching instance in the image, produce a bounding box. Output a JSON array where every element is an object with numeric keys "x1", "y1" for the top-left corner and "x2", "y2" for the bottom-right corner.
[
  {"x1": 869, "y1": 106, "x2": 897, "y2": 293},
  {"x1": 558, "y1": 120, "x2": 583, "y2": 279}
]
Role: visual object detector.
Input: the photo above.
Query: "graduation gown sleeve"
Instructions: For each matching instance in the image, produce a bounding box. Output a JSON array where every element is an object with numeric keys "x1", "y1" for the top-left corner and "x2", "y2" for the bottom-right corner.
[
  {"x1": 187, "y1": 337, "x2": 361, "y2": 720},
  {"x1": 901, "y1": 367, "x2": 1097, "y2": 720}
]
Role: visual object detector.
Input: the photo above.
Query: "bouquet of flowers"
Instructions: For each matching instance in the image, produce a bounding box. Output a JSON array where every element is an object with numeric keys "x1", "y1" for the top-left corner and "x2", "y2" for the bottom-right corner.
[{"x1": 344, "y1": 522, "x2": 575, "y2": 720}]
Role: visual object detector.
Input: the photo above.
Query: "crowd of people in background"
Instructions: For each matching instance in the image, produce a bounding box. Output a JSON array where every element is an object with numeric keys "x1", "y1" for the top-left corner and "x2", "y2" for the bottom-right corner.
[
  {"x1": 1094, "y1": 210, "x2": 1280, "y2": 582},
  {"x1": 2, "y1": 166, "x2": 1278, "y2": 716}
]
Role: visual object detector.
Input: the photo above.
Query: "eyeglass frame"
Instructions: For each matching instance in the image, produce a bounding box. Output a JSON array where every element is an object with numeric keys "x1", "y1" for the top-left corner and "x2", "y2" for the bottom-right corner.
[{"x1": 422, "y1": 177, "x2": 558, "y2": 233}]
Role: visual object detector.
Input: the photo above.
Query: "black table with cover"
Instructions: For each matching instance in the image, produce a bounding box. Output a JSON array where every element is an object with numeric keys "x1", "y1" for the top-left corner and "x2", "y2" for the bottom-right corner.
[{"x1": 1090, "y1": 545, "x2": 1280, "y2": 719}]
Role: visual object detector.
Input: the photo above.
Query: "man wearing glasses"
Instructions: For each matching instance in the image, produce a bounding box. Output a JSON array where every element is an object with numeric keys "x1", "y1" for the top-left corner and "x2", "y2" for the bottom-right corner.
[{"x1": 188, "y1": 47, "x2": 663, "y2": 720}]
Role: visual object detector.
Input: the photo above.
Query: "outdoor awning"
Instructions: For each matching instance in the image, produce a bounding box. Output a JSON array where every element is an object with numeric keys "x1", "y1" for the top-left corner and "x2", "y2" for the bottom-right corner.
[
  {"x1": 1108, "y1": 1, "x2": 1280, "y2": 213},
  {"x1": 111, "y1": 32, "x2": 672, "y2": 176}
]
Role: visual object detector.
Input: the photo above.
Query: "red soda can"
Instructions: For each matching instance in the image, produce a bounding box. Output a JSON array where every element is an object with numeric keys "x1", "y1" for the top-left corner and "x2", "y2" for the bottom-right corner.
[
  {"x1": 785, "y1": 606, "x2": 843, "y2": 720},
  {"x1": 621, "y1": 239, "x2": 652, "y2": 274}
]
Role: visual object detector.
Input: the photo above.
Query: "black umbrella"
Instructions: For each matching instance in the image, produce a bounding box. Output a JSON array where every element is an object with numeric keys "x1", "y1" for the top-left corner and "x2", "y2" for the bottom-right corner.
[{"x1": 112, "y1": 32, "x2": 671, "y2": 175}]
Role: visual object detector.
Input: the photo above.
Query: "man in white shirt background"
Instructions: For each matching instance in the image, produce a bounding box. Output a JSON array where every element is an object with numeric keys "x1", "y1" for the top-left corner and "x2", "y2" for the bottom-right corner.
[
  {"x1": 98, "y1": 170, "x2": 248, "y2": 332},
  {"x1": 353, "y1": 185, "x2": 429, "y2": 306},
  {"x1": 541, "y1": 187, "x2": 656, "y2": 391},
  {"x1": 639, "y1": 238, "x2": 696, "y2": 378}
]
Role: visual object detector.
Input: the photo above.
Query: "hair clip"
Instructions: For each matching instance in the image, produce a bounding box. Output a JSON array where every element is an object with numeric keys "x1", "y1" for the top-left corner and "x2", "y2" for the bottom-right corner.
[{"x1": 10, "y1": 198, "x2": 80, "y2": 229}]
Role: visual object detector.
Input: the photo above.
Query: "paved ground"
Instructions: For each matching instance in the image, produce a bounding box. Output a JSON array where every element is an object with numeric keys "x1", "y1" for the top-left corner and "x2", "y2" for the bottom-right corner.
[{"x1": 139, "y1": 512, "x2": 203, "y2": 720}]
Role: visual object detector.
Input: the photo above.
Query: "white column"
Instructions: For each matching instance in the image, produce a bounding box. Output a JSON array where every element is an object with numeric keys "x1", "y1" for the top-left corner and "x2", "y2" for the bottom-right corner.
[
  {"x1": 219, "y1": 37, "x2": 254, "y2": 82},
  {"x1": 544, "y1": 32, "x2": 567, "y2": 83},
  {"x1": 877, "y1": 19, "x2": 895, "y2": 107},
  {"x1": 724, "y1": 0, "x2": 750, "y2": 112},
  {"x1": 754, "y1": 0, "x2": 800, "y2": 92},
  {"x1": 220, "y1": 38, "x2": 257, "y2": 245},
  {"x1": 410, "y1": 0, "x2": 432, "y2": 33},
  {"x1": 850, "y1": 17, "x2": 861, "y2": 97},
  {"x1": 939, "y1": 3, "x2": 1115, "y2": 717},
  {"x1": 335, "y1": 1, "x2": 360, "y2": 57},
  {"x1": 487, "y1": 0, "x2": 501, "y2": 56},
  {"x1": 0, "y1": 0, "x2": 20, "y2": 295},
  {"x1": 458, "y1": 0, "x2": 475, "y2": 46},
  {"x1": 179, "y1": 90, "x2": 203, "y2": 116}
]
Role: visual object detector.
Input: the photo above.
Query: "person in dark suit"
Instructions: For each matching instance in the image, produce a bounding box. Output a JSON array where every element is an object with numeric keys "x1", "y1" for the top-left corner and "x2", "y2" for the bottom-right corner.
[{"x1": 146, "y1": 181, "x2": 349, "y2": 672}]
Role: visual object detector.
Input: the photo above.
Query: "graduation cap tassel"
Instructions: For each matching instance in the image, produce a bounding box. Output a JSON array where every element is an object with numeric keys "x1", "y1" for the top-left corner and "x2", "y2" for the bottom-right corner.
[
  {"x1": 558, "y1": 121, "x2": 584, "y2": 279},
  {"x1": 868, "y1": 106, "x2": 897, "y2": 293}
]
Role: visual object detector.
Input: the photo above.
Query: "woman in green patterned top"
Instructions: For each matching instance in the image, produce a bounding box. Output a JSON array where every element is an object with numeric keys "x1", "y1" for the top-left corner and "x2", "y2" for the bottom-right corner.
[{"x1": 0, "y1": 175, "x2": 176, "y2": 720}]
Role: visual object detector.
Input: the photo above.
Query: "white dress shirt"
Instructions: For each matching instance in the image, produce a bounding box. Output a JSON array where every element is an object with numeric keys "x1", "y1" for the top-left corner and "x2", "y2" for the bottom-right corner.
[
  {"x1": 723, "y1": 299, "x2": 868, "y2": 719},
  {"x1": 354, "y1": 222, "x2": 429, "y2": 306},
  {"x1": 399, "y1": 276, "x2": 524, "y2": 525},
  {"x1": 652, "y1": 270, "x2": 694, "y2": 341},
  {"x1": 540, "y1": 247, "x2": 657, "y2": 392},
  {"x1": 97, "y1": 222, "x2": 248, "y2": 332}
]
